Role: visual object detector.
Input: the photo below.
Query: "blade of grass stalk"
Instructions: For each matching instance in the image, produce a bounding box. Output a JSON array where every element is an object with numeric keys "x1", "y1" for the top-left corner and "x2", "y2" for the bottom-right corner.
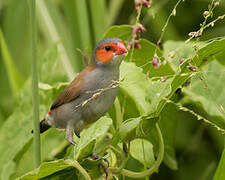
[
  {"x1": 37, "y1": 0, "x2": 75, "y2": 80},
  {"x1": 108, "y1": 0, "x2": 125, "y2": 26},
  {"x1": 28, "y1": 0, "x2": 41, "y2": 167},
  {"x1": 87, "y1": 0, "x2": 107, "y2": 44},
  {"x1": 63, "y1": 0, "x2": 92, "y2": 51},
  {"x1": 0, "y1": 28, "x2": 23, "y2": 96},
  {"x1": 143, "y1": 4, "x2": 181, "y2": 41}
]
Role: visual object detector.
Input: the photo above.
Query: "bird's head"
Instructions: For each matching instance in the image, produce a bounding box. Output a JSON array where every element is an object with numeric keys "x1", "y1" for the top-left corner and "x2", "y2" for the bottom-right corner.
[{"x1": 93, "y1": 38, "x2": 128, "y2": 68}]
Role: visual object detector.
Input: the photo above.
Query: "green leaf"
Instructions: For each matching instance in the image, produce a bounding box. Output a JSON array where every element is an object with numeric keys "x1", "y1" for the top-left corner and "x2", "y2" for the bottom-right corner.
[
  {"x1": 213, "y1": 147, "x2": 225, "y2": 180},
  {"x1": 0, "y1": 43, "x2": 70, "y2": 178},
  {"x1": 125, "y1": 39, "x2": 174, "y2": 77},
  {"x1": 163, "y1": 41, "x2": 202, "y2": 71},
  {"x1": 183, "y1": 60, "x2": 225, "y2": 131},
  {"x1": 17, "y1": 159, "x2": 78, "y2": 180},
  {"x1": 1, "y1": 161, "x2": 16, "y2": 180},
  {"x1": 103, "y1": 25, "x2": 132, "y2": 42},
  {"x1": 130, "y1": 138, "x2": 155, "y2": 168},
  {"x1": 120, "y1": 62, "x2": 173, "y2": 117},
  {"x1": 113, "y1": 117, "x2": 141, "y2": 144},
  {"x1": 159, "y1": 103, "x2": 178, "y2": 170},
  {"x1": 74, "y1": 117, "x2": 112, "y2": 161}
]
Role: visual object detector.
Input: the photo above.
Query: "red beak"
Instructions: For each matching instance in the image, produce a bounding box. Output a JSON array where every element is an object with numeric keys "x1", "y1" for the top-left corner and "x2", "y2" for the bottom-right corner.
[{"x1": 115, "y1": 41, "x2": 128, "y2": 55}]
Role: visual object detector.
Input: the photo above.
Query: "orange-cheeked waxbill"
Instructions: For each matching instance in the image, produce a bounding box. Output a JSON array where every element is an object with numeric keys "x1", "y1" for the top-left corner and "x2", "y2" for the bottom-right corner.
[{"x1": 37, "y1": 38, "x2": 128, "y2": 145}]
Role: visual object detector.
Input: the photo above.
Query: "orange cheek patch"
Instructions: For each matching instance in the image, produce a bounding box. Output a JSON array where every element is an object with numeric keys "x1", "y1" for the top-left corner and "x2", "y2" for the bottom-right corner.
[{"x1": 96, "y1": 50, "x2": 113, "y2": 64}]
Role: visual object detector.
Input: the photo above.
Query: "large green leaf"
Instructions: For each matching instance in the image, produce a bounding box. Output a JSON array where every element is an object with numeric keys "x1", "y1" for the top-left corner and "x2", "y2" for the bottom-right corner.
[
  {"x1": 158, "y1": 103, "x2": 178, "y2": 170},
  {"x1": 130, "y1": 138, "x2": 155, "y2": 168},
  {"x1": 104, "y1": 25, "x2": 174, "y2": 77},
  {"x1": 163, "y1": 41, "x2": 203, "y2": 71},
  {"x1": 74, "y1": 117, "x2": 112, "y2": 161},
  {"x1": 125, "y1": 39, "x2": 174, "y2": 77},
  {"x1": 112, "y1": 117, "x2": 141, "y2": 144},
  {"x1": 184, "y1": 60, "x2": 225, "y2": 131},
  {"x1": 103, "y1": 25, "x2": 132, "y2": 42},
  {"x1": 120, "y1": 61, "x2": 173, "y2": 117},
  {"x1": 0, "y1": 42, "x2": 70, "y2": 179},
  {"x1": 18, "y1": 159, "x2": 78, "y2": 180},
  {"x1": 214, "y1": 147, "x2": 225, "y2": 180}
]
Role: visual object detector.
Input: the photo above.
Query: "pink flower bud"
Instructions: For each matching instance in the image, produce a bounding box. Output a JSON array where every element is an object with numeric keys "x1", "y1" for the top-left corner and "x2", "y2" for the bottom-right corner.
[
  {"x1": 157, "y1": 40, "x2": 161, "y2": 48},
  {"x1": 152, "y1": 54, "x2": 161, "y2": 69},
  {"x1": 179, "y1": 58, "x2": 185, "y2": 64},
  {"x1": 187, "y1": 64, "x2": 197, "y2": 71},
  {"x1": 132, "y1": 24, "x2": 146, "y2": 35},
  {"x1": 127, "y1": 40, "x2": 141, "y2": 50},
  {"x1": 135, "y1": 0, "x2": 141, "y2": 11},
  {"x1": 160, "y1": 76, "x2": 166, "y2": 82},
  {"x1": 142, "y1": 0, "x2": 152, "y2": 8},
  {"x1": 214, "y1": 1, "x2": 219, "y2": 6},
  {"x1": 188, "y1": 31, "x2": 202, "y2": 38}
]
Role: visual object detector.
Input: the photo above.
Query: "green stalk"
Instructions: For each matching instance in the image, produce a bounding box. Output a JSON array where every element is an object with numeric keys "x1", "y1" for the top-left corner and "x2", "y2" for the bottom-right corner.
[
  {"x1": 28, "y1": 0, "x2": 41, "y2": 167},
  {"x1": 37, "y1": 0, "x2": 75, "y2": 80},
  {"x1": 111, "y1": 123, "x2": 164, "y2": 178},
  {"x1": 108, "y1": 0, "x2": 125, "y2": 26},
  {"x1": 68, "y1": 160, "x2": 91, "y2": 180},
  {"x1": 114, "y1": 97, "x2": 123, "y2": 129},
  {"x1": 0, "y1": 28, "x2": 23, "y2": 96},
  {"x1": 88, "y1": 0, "x2": 107, "y2": 44}
]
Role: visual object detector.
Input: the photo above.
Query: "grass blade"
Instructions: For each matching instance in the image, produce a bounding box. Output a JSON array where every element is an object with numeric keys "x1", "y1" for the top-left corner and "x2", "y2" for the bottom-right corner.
[
  {"x1": 28, "y1": 0, "x2": 41, "y2": 167},
  {"x1": 37, "y1": 0, "x2": 75, "y2": 80},
  {"x1": 0, "y1": 28, "x2": 23, "y2": 96}
]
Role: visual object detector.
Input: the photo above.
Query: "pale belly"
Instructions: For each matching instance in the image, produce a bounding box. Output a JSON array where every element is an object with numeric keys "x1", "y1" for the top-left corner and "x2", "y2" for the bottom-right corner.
[{"x1": 81, "y1": 87, "x2": 118, "y2": 123}]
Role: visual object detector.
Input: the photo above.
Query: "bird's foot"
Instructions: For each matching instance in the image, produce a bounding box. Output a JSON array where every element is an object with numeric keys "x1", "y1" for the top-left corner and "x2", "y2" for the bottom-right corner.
[
  {"x1": 91, "y1": 153, "x2": 109, "y2": 177},
  {"x1": 66, "y1": 139, "x2": 76, "y2": 146}
]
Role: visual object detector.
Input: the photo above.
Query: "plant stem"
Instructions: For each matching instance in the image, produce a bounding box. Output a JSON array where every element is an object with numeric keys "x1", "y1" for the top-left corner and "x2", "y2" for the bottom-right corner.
[
  {"x1": 114, "y1": 97, "x2": 123, "y2": 129},
  {"x1": 28, "y1": 0, "x2": 41, "y2": 167},
  {"x1": 68, "y1": 160, "x2": 91, "y2": 180},
  {"x1": 0, "y1": 28, "x2": 23, "y2": 96},
  {"x1": 111, "y1": 123, "x2": 164, "y2": 178}
]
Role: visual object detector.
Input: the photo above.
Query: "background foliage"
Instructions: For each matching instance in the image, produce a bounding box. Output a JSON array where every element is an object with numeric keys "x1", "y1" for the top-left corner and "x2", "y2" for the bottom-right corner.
[{"x1": 0, "y1": 0, "x2": 225, "y2": 179}]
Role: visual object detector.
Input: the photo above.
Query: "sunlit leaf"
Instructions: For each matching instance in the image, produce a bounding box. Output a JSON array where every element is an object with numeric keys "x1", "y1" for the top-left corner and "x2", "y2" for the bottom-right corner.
[
  {"x1": 74, "y1": 117, "x2": 112, "y2": 161},
  {"x1": 130, "y1": 138, "x2": 155, "y2": 168}
]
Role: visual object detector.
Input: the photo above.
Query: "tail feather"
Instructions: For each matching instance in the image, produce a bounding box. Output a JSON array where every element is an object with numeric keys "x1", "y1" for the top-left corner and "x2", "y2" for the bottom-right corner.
[{"x1": 31, "y1": 119, "x2": 51, "y2": 134}]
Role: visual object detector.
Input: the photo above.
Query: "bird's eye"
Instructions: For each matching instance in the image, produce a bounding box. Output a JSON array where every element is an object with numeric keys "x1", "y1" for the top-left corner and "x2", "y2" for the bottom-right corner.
[{"x1": 104, "y1": 46, "x2": 111, "y2": 51}]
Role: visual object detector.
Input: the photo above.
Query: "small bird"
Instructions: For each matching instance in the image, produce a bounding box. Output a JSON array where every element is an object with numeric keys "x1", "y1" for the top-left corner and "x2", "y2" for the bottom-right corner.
[{"x1": 37, "y1": 37, "x2": 128, "y2": 145}]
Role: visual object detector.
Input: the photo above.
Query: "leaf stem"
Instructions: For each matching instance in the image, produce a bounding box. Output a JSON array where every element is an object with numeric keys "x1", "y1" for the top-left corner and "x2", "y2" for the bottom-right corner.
[
  {"x1": 114, "y1": 97, "x2": 123, "y2": 129},
  {"x1": 28, "y1": 0, "x2": 41, "y2": 167},
  {"x1": 68, "y1": 160, "x2": 91, "y2": 180},
  {"x1": 111, "y1": 123, "x2": 164, "y2": 178}
]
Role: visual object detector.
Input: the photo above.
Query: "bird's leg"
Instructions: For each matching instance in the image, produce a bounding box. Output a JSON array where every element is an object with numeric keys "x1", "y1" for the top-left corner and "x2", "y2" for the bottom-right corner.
[{"x1": 66, "y1": 122, "x2": 76, "y2": 146}]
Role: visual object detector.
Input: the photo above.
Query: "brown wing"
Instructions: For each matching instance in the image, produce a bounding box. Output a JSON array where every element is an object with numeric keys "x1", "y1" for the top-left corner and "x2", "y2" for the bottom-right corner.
[{"x1": 50, "y1": 61, "x2": 95, "y2": 110}]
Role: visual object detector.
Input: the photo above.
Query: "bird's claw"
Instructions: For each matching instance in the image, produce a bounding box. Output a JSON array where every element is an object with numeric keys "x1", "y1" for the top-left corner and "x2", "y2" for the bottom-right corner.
[{"x1": 91, "y1": 153, "x2": 109, "y2": 177}]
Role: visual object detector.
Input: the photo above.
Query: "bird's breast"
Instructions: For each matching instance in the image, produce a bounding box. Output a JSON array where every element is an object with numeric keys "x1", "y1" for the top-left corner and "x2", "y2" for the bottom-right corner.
[{"x1": 80, "y1": 68, "x2": 119, "y2": 122}]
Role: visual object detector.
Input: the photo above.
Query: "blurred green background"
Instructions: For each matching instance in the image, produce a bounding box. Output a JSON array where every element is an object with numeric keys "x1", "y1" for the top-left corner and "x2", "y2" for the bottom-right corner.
[{"x1": 0, "y1": 0, "x2": 225, "y2": 179}]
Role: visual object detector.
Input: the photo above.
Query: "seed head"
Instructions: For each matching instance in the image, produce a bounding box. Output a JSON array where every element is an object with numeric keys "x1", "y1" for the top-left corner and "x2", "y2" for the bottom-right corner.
[
  {"x1": 127, "y1": 40, "x2": 141, "y2": 50},
  {"x1": 179, "y1": 58, "x2": 185, "y2": 64},
  {"x1": 187, "y1": 64, "x2": 197, "y2": 71},
  {"x1": 214, "y1": 1, "x2": 219, "y2": 7},
  {"x1": 203, "y1": 11, "x2": 209, "y2": 18},
  {"x1": 132, "y1": 24, "x2": 146, "y2": 36},
  {"x1": 160, "y1": 76, "x2": 166, "y2": 82},
  {"x1": 142, "y1": 0, "x2": 152, "y2": 8},
  {"x1": 188, "y1": 31, "x2": 202, "y2": 38},
  {"x1": 152, "y1": 54, "x2": 161, "y2": 69}
]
